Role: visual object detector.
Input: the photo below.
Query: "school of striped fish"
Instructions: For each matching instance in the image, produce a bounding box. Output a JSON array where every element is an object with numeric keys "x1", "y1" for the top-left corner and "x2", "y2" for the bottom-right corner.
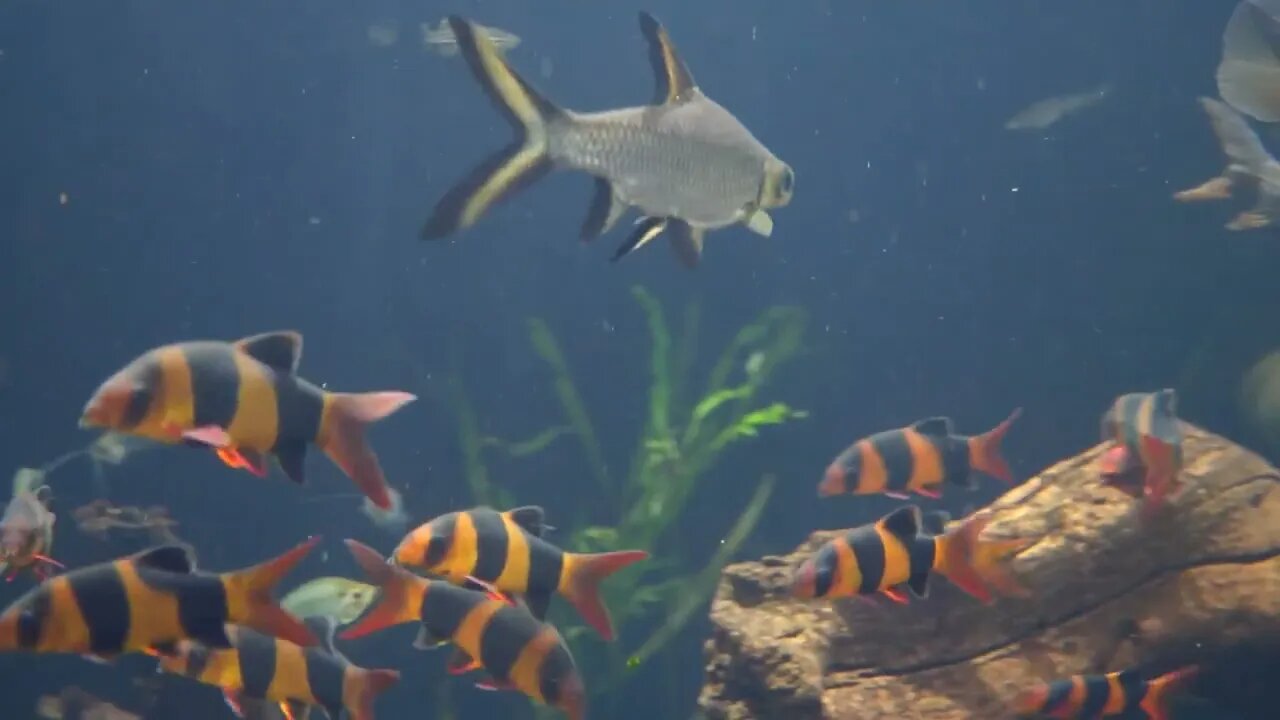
[{"x1": 12, "y1": 5, "x2": 1280, "y2": 720}]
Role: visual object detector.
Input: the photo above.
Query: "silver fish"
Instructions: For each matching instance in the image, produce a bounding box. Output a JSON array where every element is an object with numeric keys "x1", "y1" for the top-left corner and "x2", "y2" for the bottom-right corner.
[
  {"x1": 422, "y1": 18, "x2": 520, "y2": 57},
  {"x1": 420, "y1": 13, "x2": 794, "y2": 268},
  {"x1": 1004, "y1": 84, "x2": 1111, "y2": 131},
  {"x1": 1174, "y1": 96, "x2": 1280, "y2": 230}
]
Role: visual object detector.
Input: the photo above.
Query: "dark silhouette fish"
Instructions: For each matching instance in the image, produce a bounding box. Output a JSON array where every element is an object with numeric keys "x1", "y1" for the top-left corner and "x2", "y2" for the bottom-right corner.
[{"x1": 421, "y1": 13, "x2": 794, "y2": 268}]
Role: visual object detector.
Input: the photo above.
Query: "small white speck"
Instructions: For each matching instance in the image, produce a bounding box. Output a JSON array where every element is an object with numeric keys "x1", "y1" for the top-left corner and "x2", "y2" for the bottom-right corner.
[
  {"x1": 1010, "y1": 187, "x2": 1020, "y2": 193},
  {"x1": 308, "y1": 216, "x2": 321, "y2": 225},
  {"x1": 751, "y1": 26, "x2": 757, "y2": 41}
]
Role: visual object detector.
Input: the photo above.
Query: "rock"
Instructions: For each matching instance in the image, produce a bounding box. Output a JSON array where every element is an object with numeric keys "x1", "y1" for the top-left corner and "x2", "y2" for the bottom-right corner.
[{"x1": 698, "y1": 425, "x2": 1280, "y2": 720}]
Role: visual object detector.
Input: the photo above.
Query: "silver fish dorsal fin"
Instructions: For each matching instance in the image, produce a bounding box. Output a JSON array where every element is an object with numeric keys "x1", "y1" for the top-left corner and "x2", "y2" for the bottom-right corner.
[{"x1": 639, "y1": 12, "x2": 698, "y2": 105}]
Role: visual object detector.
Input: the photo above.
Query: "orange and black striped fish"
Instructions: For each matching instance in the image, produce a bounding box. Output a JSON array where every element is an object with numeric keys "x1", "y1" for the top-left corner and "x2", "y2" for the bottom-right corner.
[
  {"x1": 818, "y1": 409, "x2": 1022, "y2": 500},
  {"x1": 1012, "y1": 665, "x2": 1199, "y2": 720},
  {"x1": 1099, "y1": 389, "x2": 1184, "y2": 516},
  {"x1": 159, "y1": 616, "x2": 399, "y2": 720},
  {"x1": 342, "y1": 540, "x2": 586, "y2": 720},
  {"x1": 391, "y1": 505, "x2": 648, "y2": 640},
  {"x1": 0, "y1": 537, "x2": 320, "y2": 659},
  {"x1": 791, "y1": 506, "x2": 1032, "y2": 605},
  {"x1": 79, "y1": 331, "x2": 415, "y2": 510},
  {"x1": 0, "y1": 487, "x2": 63, "y2": 582}
]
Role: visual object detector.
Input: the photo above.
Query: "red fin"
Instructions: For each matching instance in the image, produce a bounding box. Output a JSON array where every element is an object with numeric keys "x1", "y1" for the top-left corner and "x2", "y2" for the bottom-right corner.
[
  {"x1": 223, "y1": 536, "x2": 321, "y2": 647},
  {"x1": 32, "y1": 554, "x2": 64, "y2": 570},
  {"x1": 1139, "y1": 435, "x2": 1179, "y2": 517},
  {"x1": 279, "y1": 702, "x2": 298, "y2": 720},
  {"x1": 322, "y1": 392, "x2": 416, "y2": 511},
  {"x1": 854, "y1": 593, "x2": 881, "y2": 607},
  {"x1": 475, "y1": 677, "x2": 515, "y2": 692},
  {"x1": 340, "y1": 539, "x2": 427, "y2": 641},
  {"x1": 463, "y1": 575, "x2": 516, "y2": 606},
  {"x1": 223, "y1": 691, "x2": 245, "y2": 718},
  {"x1": 969, "y1": 408, "x2": 1022, "y2": 483},
  {"x1": 564, "y1": 550, "x2": 649, "y2": 640},
  {"x1": 881, "y1": 586, "x2": 910, "y2": 604},
  {"x1": 183, "y1": 425, "x2": 233, "y2": 447},
  {"x1": 914, "y1": 486, "x2": 942, "y2": 499},
  {"x1": 215, "y1": 447, "x2": 269, "y2": 478},
  {"x1": 1140, "y1": 665, "x2": 1199, "y2": 720},
  {"x1": 446, "y1": 649, "x2": 482, "y2": 675},
  {"x1": 937, "y1": 511, "x2": 1033, "y2": 604},
  {"x1": 347, "y1": 667, "x2": 400, "y2": 720}
]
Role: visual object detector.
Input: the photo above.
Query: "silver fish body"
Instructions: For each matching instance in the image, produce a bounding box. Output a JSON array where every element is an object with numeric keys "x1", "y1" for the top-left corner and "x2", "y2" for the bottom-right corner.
[
  {"x1": 1175, "y1": 97, "x2": 1280, "y2": 230},
  {"x1": 421, "y1": 12, "x2": 793, "y2": 267}
]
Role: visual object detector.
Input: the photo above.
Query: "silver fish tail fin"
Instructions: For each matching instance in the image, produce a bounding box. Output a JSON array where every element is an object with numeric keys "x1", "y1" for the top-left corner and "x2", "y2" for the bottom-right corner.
[{"x1": 421, "y1": 16, "x2": 563, "y2": 239}]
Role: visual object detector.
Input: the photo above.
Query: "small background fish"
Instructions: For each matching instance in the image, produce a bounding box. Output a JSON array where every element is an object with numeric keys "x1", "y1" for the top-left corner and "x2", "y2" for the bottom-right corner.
[{"x1": 1005, "y1": 84, "x2": 1112, "y2": 130}]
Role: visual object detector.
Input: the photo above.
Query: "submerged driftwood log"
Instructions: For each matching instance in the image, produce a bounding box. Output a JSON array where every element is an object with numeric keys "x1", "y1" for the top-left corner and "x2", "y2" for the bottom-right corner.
[{"x1": 699, "y1": 425, "x2": 1280, "y2": 720}]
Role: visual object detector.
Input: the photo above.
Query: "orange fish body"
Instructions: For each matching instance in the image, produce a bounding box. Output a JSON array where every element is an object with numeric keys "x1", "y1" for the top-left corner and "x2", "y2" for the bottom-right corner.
[
  {"x1": 392, "y1": 505, "x2": 648, "y2": 640},
  {"x1": 343, "y1": 540, "x2": 586, "y2": 720},
  {"x1": 79, "y1": 331, "x2": 415, "y2": 510},
  {"x1": 160, "y1": 616, "x2": 398, "y2": 720},
  {"x1": 0, "y1": 537, "x2": 319, "y2": 657},
  {"x1": 0, "y1": 489, "x2": 61, "y2": 581},
  {"x1": 819, "y1": 410, "x2": 1022, "y2": 499},
  {"x1": 791, "y1": 505, "x2": 1032, "y2": 605},
  {"x1": 1013, "y1": 665, "x2": 1198, "y2": 720},
  {"x1": 1100, "y1": 389, "x2": 1184, "y2": 515}
]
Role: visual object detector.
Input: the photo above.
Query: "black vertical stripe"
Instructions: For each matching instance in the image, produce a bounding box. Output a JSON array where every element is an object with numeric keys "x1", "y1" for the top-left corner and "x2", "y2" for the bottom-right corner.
[
  {"x1": 425, "y1": 514, "x2": 458, "y2": 568},
  {"x1": 477, "y1": 604, "x2": 535, "y2": 682},
  {"x1": 305, "y1": 647, "x2": 349, "y2": 713},
  {"x1": 538, "y1": 640, "x2": 578, "y2": 705},
  {"x1": 421, "y1": 583, "x2": 482, "y2": 639},
  {"x1": 872, "y1": 430, "x2": 914, "y2": 493},
  {"x1": 144, "y1": 573, "x2": 230, "y2": 647},
  {"x1": 17, "y1": 590, "x2": 50, "y2": 648},
  {"x1": 1116, "y1": 670, "x2": 1147, "y2": 714},
  {"x1": 274, "y1": 377, "x2": 326, "y2": 448},
  {"x1": 469, "y1": 509, "x2": 510, "y2": 582},
  {"x1": 1041, "y1": 679, "x2": 1074, "y2": 714},
  {"x1": 185, "y1": 644, "x2": 212, "y2": 679},
  {"x1": 1078, "y1": 674, "x2": 1112, "y2": 718},
  {"x1": 811, "y1": 544, "x2": 838, "y2": 598},
  {"x1": 526, "y1": 536, "x2": 565, "y2": 595},
  {"x1": 123, "y1": 355, "x2": 163, "y2": 429},
  {"x1": 183, "y1": 344, "x2": 241, "y2": 430},
  {"x1": 906, "y1": 534, "x2": 936, "y2": 578},
  {"x1": 932, "y1": 434, "x2": 970, "y2": 485},
  {"x1": 69, "y1": 565, "x2": 131, "y2": 654},
  {"x1": 237, "y1": 629, "x2": 279, "y2": 698},
  {"x1": 847, "y1": 527, "x2": 886, "y2": 594}
]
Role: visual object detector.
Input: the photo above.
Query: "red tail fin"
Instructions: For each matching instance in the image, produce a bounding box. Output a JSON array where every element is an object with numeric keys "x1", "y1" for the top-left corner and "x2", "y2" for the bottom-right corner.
[
  {"x1": 563, "y1": 550, "x2": 649, "y2": 640},
  {"x1": 969, "y1": 408, "x2": 1022, "y2": 483},
  {"x1": 1139, "y1": 435, "x2": 1181, "y2": 518},
  {"x1": 340, "y1": 539, "x2": 427, "y2": 641},
  {"x1": 936, "y1": 511, "x2": 1032, "y2": 604},
  {"x1": 1140, "y1": 665, "x2": 1199, "y2": 720},
  {"x1": 224, "y1": 536, "x2": 321, "y2": 647},
  {"x1": 346, "y1": 667, "x2": 400, "y2": 720},
  {"x1": 322, "y1": 392, "x2": 415, "y2": 511}
]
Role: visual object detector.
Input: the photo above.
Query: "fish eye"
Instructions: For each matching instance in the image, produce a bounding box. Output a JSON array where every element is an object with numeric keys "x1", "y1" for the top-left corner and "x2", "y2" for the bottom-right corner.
[
  {"x1": 17, "y1": 608, "x2": 41, "y2": 646},
  {"x1": 779, "y1": 169, "x2": 794, "y2": 194}
]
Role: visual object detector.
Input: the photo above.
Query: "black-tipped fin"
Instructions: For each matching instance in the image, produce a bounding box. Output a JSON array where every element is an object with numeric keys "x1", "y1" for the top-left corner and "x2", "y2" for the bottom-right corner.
[
  {"x1": 667, "y1": 220, "x2": 705, "y2": 269},
  {"x1": 906, "y1": 571, "x2": 930, "y2": 598},
  {"x1": 275, "y1": 440, "x2": 307, "y2": 486},
  {"x1": 303, "y1": 616, "x2": 339, "y2": 656},
  {"x1": 581, "y1": 178, "x2": 628, "y2": 240},
  {"x1": 133, "y1": 545, "x2": 196, "y2": 574},
  {"x1": 612, "y1": 217, "x2": 668, "y2": 262},
  {"x1": 638, "y1": 12, "x2": 698, "y2": 104},
  {"x1": 421, "y1": 16, "x2": 560, "y2": 240},
  {"x1": 413, "y1": 625, "x2": 449, "y2": 650},
  {"x1": 506, "y1": 506, "x2": 548, "y2": 536},
  {"x1": 911, "y1": 417, "x2": 954, "y2": 437},
  {"x1": 235, "y1": 331, "x2": 303, "y2": 373},
  {"x1": 877, "y1": 505, "x2": 921, "y2": 542}
]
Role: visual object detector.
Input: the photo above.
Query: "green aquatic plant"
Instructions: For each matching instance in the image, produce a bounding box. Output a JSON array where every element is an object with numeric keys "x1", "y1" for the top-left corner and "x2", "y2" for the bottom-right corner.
[{"x1": 449, "y1": 285, "x2": 807, "y2": 707}]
